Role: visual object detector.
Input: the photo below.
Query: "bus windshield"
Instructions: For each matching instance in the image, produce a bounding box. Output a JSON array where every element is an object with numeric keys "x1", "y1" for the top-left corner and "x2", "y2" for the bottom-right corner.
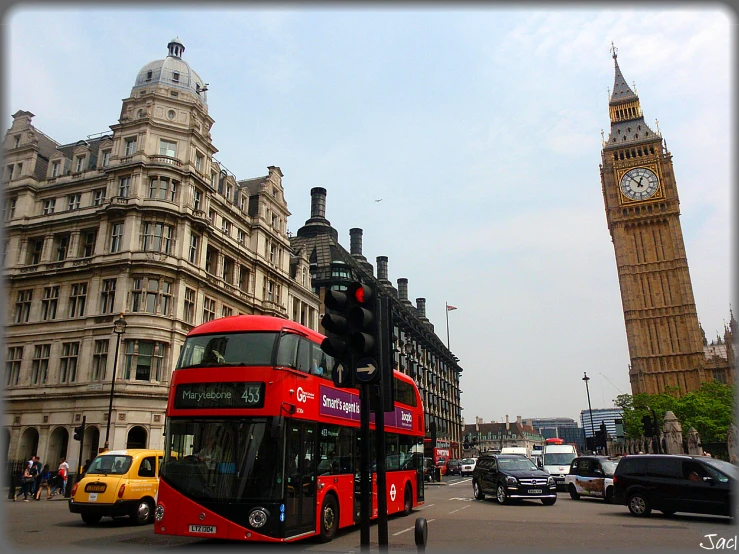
[
  {"x1": 161, "y1": 418, "x2": 282, "y2": 501},
  {"x1": 177, "y1": 332, "x2": 277, "y2": 368}
]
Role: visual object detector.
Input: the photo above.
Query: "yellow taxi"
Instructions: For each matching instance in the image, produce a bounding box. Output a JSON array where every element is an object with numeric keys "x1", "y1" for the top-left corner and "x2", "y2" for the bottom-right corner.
[{"x1": 69, "y1": 449, "x2": 163, "y2": 525}]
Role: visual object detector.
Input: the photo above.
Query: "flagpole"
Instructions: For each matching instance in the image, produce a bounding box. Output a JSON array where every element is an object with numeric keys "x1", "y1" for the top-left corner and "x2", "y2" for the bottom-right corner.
[{"x1": 446, "y1": 302, "x2": 450, "y2": 350}]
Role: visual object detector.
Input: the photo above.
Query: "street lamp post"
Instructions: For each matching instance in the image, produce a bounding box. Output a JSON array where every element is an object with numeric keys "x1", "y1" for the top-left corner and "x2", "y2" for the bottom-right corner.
[
  {"x1": 582, "y1": 372, "x2": 596, "y2": 453},
  {"x1": 104, "y1": 315, "x2": 127, "y2": 451}
]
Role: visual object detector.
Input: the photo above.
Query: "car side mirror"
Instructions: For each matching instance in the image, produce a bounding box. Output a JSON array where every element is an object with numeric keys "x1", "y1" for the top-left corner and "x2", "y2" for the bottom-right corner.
[{"x1": 703, "y1": 476, "x2": 714, "y2": 483}]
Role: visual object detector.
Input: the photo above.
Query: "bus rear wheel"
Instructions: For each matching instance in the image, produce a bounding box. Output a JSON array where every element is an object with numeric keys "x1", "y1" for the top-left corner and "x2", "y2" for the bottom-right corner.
[
  {"x1": 403, "y1": 485, "x2": 413, "y2": 516},
  {"x1": 318, "y1": 495, "x2": 338, "y2": 543}
]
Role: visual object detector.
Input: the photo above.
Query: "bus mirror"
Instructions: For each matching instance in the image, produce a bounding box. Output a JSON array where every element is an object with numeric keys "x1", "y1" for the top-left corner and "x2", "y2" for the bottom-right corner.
[{"x1": 271, "y1": 415, "x2": 284, "y2": 438}]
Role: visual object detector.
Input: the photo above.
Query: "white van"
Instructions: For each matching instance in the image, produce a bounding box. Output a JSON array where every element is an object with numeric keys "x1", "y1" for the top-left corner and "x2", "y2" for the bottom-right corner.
[{"x1": 541, "y1": 444, "x2": 577, "y2": 490}]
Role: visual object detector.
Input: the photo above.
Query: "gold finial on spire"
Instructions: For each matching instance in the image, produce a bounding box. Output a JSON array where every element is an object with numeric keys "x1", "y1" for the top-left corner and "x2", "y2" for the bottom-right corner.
[
  {"x1": 601, "y1": 129, "x2": 605, "y2": 146},
  {"x1": 655, "y1": 118, "x2": 661, "y2": 135},
  {"x1": 610, "y1": 41, "x2": 618, "y2": 59},
  {"x1": 607, "y1": 87, "x2": 610, "y2": 100},
  {"x1": 632, "y1": 81, "x2": 638, "y2": 95}
]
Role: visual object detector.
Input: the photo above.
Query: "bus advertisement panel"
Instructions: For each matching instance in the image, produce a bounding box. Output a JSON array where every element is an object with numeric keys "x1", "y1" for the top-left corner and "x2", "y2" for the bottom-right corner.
[{"x1": 154, "y1": 315, "x2": 425, "y2": 544}]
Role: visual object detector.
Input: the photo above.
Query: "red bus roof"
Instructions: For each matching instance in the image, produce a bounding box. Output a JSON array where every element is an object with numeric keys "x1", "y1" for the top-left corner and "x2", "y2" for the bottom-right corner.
[{"x1": 186, "y1": 315, "x2": 325, "y2": 343}]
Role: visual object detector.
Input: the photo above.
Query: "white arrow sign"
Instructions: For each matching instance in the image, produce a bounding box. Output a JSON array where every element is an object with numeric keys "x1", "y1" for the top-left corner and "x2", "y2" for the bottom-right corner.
[
  {"x1": 355, "y1": 358, "x2": 379, "y2": 383},
  {"x1": 357, "y1": 363, "x2": 376, "y2": 376}
]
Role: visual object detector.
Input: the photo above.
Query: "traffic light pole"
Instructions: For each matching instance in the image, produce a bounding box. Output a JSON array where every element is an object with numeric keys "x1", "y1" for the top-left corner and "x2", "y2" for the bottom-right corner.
[
  {"x1": 360, "y1": 383, "x2": 371, "y2": 551},
  {"x1": 76, "y1": 416, "x2": 86, "y2": 480}
]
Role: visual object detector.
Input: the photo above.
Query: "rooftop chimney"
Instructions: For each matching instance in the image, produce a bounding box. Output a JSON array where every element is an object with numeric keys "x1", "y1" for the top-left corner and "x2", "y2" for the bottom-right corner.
[
  {"x1": 296, "y1": 187, "x2": 337, "y2": 240},
  {"x1": 516, "y1": 415, "x2": 522, "y2": 427},
  {"x1": 506, "y1": 414, "x2": 510, "y2": 430},
  {"x1": 311, "y1": 187, "x2": 326, "y2": 219},
  {"x1": 398, "y1": 278, "x2": 412, "y2": 306},
  {"x1": 416, "y1": 298, "x2": 428, "y2": 320},
  {"x1": 349, "y1": 228, "x2": 363, "y2": 256}
]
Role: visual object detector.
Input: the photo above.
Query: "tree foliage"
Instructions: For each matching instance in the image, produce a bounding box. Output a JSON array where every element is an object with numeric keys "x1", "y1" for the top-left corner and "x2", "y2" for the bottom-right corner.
[{"x1": 614, "y1": 383, "x2": 735, "y2": 443}]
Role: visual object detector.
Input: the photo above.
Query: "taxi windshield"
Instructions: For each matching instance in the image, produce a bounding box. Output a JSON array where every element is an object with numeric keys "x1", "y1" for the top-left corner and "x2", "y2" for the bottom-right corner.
[{"x1": 87, "y1": 454, "x2": 133, "y2": 475}]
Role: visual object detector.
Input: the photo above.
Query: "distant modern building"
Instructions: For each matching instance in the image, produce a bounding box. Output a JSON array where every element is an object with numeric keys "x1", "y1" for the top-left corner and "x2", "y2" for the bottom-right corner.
[
  {"x1": 580, "y1": 407, "x2": 624, "y2": 439},
  {"x1": 523, "y1": 417, "x2": 584, "y2": 453}
]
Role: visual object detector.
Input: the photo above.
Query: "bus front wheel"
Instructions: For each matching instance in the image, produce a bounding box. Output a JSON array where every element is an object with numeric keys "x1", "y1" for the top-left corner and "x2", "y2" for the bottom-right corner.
[{"x1": 318, "y1": 494, "x2": 338, "y2": 543}]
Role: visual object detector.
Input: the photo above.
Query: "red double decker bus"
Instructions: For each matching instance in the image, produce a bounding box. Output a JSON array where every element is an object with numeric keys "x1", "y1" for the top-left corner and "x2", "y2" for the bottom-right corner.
[{"x1": 154, "y1": 315, "x2": 425, "y2": 543}]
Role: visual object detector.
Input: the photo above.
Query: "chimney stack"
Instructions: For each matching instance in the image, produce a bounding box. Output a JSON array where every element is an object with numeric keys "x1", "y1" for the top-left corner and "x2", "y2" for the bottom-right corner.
[
  {"x1": 349, "y1": 228, "x2": 363, "y2": 256},
  {"x1": 416, "y1": 298, "x2": 427, "y2": 319},
  {"x1": 310, "y1": 187, "x2": 326, "y2": 219},
  {"x1": 506, "y1": 414, "x2": 509, "y2": 430},
  {"x1": 516, "y1": 415, "x2": 522, "y2": 427},
  {"x1": 398, "y1": 278, "x2": 412, "y2": 306}
]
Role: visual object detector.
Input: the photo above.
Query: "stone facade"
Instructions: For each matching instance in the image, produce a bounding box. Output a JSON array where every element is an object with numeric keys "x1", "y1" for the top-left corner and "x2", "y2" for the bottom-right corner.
[
  {"x1": 600, "y1": 48, "x2": 735, "y2": 396},
  {"x1": 2, "y1": 39, "x2": 320, "y2": 472},
  {"x1": 290, "y1": 188, "x2": 464, "y2": 455},
  {"x1": 463, "y1": 415, "x2": 544, "y2": 456}
]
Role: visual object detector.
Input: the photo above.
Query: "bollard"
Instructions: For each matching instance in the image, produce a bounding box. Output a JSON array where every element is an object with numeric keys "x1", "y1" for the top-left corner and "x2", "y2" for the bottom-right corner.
[{"x1": 414, "y1": 517, "x2": 428, "y2": 552}]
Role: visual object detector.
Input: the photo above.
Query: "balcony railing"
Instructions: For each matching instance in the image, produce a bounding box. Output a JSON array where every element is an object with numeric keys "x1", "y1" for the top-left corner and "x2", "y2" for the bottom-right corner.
[{"x1": 150, "y1": 155, "x2": 182, "y2": 168}]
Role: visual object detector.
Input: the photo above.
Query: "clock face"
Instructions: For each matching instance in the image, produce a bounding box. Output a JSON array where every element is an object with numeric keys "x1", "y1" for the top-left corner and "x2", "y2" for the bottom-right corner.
[{"x1": 620, "y1": 167, "x2": 659, "y2": 201}]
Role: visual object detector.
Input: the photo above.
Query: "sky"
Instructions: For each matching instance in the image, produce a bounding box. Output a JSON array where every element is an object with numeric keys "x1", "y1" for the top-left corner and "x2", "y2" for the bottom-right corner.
[{"x1": 3, "y1": 5, "x2": 735, "y2": 424}]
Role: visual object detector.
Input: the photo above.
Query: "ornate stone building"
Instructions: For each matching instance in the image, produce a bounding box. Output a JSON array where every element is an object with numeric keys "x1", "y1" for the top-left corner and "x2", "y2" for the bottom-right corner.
[
  {"x1": 463, "y1": 416, "x2": 544, "y2": 456},
  {"x1": 2, "y1": 38, "x2": 319, "y2": 470},
  {"x1": 600, "y1": 46, "x2": 735, "y2": 396},
  {"x1": 290, "y1": 187, "x2": 464, "y2": 456}
]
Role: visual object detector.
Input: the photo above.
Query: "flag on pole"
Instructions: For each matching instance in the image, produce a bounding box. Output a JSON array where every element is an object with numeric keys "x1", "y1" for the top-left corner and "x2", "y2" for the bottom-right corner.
[{"x1": 447, "y1": 305, "x2": 457, "y2": 311}]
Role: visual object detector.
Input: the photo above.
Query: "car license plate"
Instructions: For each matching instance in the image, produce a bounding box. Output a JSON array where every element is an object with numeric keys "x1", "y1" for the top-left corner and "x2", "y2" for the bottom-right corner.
[
  {"x1": 528, "y1": 489, "x2": 542, "y2": 494},
  {"x1": 88, "y1": 493, "x2": 98, "y2": 502},
  {"x1": 189, "y1": 525, "x2": 217, "y2": 534}
]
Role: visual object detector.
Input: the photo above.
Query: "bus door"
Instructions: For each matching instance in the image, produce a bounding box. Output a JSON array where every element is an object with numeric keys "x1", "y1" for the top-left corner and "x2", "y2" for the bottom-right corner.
[{"x1": 284, "y1": 421, "x2": 317, "y2": 537}]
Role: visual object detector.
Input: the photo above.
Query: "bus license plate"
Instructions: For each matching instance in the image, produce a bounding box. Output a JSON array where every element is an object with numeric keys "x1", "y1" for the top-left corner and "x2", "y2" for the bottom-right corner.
[
  {"x1": 189, "y1": 525, "x2": 217, "y2": 534},
  {"x1": 528, "y1": 489, "x2": 542, "y2": 494}
]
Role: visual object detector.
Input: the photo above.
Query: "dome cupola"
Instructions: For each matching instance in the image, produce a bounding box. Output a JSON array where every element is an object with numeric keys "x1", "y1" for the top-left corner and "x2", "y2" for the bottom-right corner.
[{"x1": 132, "y1": 38, "x2": 208, "y2": 106}]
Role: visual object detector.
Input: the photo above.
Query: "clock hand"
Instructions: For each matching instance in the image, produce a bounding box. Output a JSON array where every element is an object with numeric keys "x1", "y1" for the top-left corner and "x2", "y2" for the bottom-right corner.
[{"x1": 636, "y1": 177, "x2": 644, "y2": 188}]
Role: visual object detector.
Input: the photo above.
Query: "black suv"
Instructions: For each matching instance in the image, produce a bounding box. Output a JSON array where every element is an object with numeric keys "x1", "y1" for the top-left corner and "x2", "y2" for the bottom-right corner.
[
  {"x1": 472, "y1": 454, "x2": 557, "y2": 505},
  {"x1": 612, "y1": 454, "x2": 735, "y2": 518}
]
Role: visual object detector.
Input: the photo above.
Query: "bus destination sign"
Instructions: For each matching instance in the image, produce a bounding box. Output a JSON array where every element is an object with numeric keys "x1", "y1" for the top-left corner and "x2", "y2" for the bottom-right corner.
[{"x1": 174, "y1": 382, "x2": 265, "y2": 409}]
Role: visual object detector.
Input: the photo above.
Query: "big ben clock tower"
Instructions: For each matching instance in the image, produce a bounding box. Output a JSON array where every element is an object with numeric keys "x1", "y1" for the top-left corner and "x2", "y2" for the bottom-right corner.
[{"x1": 600, "y1": 45, "x2": 707, "y2": 396}]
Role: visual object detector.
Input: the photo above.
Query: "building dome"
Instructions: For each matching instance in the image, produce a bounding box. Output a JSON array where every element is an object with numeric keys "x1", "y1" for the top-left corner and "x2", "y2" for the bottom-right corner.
[{"x1": 132, "y1": 38, "x2": 208, "y2": 105}]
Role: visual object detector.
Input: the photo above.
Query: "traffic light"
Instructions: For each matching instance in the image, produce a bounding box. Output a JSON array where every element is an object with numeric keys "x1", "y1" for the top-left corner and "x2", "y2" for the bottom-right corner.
[
  {"x1": 73, "y1": 421, "x2": 85, "y2": 442},
  {"x1": 346, "y1": 282, "x2": 378, "y2": 361},
  {"x1": 642, "y1": 415, "x2": 654, "y2": 437}
]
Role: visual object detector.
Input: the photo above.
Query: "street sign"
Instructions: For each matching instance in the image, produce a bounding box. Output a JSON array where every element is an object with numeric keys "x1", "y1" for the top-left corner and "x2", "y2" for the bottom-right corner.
[
  {"x1": 332, "y1": 361, "x2": 353, "y2": 388},
  {"x1": 355, "y1": 357, "x2": 379, "y2": 383}
]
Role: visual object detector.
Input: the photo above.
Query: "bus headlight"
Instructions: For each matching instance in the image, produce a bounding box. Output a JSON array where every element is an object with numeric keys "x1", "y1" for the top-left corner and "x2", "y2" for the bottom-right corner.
[
  {"x1": 248, "y1": 507, "x2": 269, "y2": 528},
  {"x1": 155, "y1": 504, "x2": 165, "y2": 522}
]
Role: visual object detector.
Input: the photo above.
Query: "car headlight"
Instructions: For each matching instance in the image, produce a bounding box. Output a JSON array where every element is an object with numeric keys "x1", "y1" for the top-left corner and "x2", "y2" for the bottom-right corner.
[
  {"x1": 548, "y1": 477, "x2": 555, "y2": 486},
  {"x1": 154, "y1": 504, "x2": 165, "y2": 522},
  {"x1": 248, "y1": 507, "x2": 269, "y2": 528},
  {"x1": 505, "y1": 476, "x2": 517, "y2": 485}
]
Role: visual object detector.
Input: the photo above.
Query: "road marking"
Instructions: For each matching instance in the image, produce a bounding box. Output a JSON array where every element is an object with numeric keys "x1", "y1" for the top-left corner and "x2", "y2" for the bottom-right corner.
[
  {"x1": 393, "y1": 518, "x2": 436, "y2": 536},
  {"x1": 449, "y1": 478, "x2": 472, "y2": 486},
  {"x1": 448, "y1": 505, "x2": 470, "y2": 514},
  {"x1": 415, "y1": 503, "x2": 434, "y2": 510}
]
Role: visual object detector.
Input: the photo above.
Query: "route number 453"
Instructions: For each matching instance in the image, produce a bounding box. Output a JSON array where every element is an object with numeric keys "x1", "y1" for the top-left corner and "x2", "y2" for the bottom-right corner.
[{"x1": 242, "y1": 386, "x2": 261, "y2": 404}]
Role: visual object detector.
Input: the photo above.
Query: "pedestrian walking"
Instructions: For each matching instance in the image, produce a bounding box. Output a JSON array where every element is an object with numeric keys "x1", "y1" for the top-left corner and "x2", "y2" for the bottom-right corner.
[
  {"x1": 32, "y1": 456, "x2": 42, "y2": 499},
  {"x1": 15, "y1": 465, "x2": 33, "y2": 501},
  {"x1": 35, "y1": 464, "x2": 52, "y2": 500},
  {"x1": 57, "y1": 457, "x2": 70, "y2": 497},
  {"x1": 14, "y1": 456, "x2": 35, "y2": 500}
]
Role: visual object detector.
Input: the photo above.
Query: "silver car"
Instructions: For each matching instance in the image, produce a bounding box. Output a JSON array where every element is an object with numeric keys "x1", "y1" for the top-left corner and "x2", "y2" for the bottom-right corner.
[{"x1": 460, "y1": 458, "x2": 477, "y2": 476}]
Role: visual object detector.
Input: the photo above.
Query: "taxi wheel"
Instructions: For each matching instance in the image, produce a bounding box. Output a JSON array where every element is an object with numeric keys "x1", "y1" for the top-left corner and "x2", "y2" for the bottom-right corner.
[
  {"x1": 568, "y1": 484, "x2": 580, "y2": 500},
  {"x1": 318, "y1": 494, "x2": 338, "y2": 543},
  {"x1": 131, "y1": 499, "x2": 154, "y2": 525},
  {"x1": 604, "y1": 488, "x2": 614, "y2": 504},
  {"x1": 81, "y1": 513, "x2": 102, "y2": 525}
]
